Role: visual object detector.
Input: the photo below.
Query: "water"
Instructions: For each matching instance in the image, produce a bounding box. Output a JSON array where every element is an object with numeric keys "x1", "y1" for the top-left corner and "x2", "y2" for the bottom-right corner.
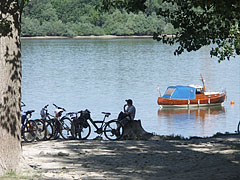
[{"x1": 21, "y1": 38, "x2": 240, "y2": 138}]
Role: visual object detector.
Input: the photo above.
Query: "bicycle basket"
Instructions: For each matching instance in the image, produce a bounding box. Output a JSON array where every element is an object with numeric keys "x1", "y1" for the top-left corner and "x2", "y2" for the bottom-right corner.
[
  {"x1": 78, "y1": 117, "x2": 88, "y2": 128},
  {"x1": 80, "y1": 109, "x2": 91, "y2": 119}
]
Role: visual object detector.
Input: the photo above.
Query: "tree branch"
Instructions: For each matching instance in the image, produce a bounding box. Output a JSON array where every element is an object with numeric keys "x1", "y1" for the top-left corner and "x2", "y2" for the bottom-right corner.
[{"x1": 19, "y1": 0, "x2": 24, "y2": 13}]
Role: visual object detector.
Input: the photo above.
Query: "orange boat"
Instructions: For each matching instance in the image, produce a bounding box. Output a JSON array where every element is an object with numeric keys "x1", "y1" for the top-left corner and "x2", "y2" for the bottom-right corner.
[{"x1": 157, "y1": 75, "x2": 226, "y2": 108}]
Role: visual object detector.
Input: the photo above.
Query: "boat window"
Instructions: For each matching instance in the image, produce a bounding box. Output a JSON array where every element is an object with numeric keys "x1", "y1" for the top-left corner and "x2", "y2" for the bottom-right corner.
[
  {"x1": 196, "y1": 88, "x2": 203, "y2": 94},
  {"x1": 164, "y1": 88, "x2": 175, "y2": 96}
]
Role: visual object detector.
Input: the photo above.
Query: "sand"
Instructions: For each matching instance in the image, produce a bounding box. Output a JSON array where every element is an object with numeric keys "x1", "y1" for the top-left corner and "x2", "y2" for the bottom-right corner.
[{"x1": 18, "y1": 134, "x2": 240, "y2": 180}]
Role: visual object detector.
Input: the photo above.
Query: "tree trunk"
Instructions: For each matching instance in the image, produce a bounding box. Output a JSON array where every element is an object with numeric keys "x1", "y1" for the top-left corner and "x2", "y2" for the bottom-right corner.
[
  {"x1": 122, "y1": 120, "x2": 153, "y2": 140},
  {"x1": 0, "y1": 1, "x2": 22, "y2": 175}
]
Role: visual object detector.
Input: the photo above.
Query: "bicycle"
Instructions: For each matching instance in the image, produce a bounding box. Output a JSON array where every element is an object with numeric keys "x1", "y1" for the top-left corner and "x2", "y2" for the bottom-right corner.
[
  {"x1": 237, "y1": 120, "x2": 240, "y2": 134},
  {"x1": 70, "y1": 109, "x2": 124, "y2": 140},
  {"x1": 66, "y1": 110, "x2": 90, "y2": 140},
  {"x1": 21, "y1": 102, "x2": 38, "y2": 142},
  {"x1": 43, "y1": 104, "x2": 72, "y2": 140},
  {"x1": 34, "y1": 104, "x2": 54, "y2": 141}
]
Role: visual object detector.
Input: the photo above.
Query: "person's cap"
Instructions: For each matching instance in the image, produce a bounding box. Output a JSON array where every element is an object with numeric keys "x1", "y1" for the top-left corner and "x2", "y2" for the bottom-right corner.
[{"x1": 125, "y1": 99, "x2": 133, "y2": 104}]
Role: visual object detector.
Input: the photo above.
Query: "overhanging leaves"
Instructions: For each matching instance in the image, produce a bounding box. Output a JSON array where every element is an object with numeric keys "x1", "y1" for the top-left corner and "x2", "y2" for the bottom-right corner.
[
  {"x1": 101, "y1": 0, "x2": 240, "y2": 62},
  {"x1": 156, "y1": 0, "x2": 240, "y2": 62}
]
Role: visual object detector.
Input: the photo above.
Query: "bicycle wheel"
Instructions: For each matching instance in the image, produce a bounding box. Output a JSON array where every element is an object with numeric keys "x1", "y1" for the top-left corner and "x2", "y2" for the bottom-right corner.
[
  {"x1": 104, "y1": 120, "x2": 124, "y2": 140},
  {"x1": 48, "y1": 119, "x2": 60, "y2": 140},
  {"x1": 35, "y1": 119, "x2": 45, "y2": 141},
  {"x1": 237, "y1": 121, "x2": 240, "y2": 134},
  {"x1": 72, "y1": 121, "x2": 91, "y2": 140},
  {"x1": 45, "y1": 121, "x2": 54, "y2": 140},
  {"x1": 60, "y1": 118, "x2": 73, "y2": 140},
  {"x1": 22, "y1": 120, "x2": 38, "y2": 143}
]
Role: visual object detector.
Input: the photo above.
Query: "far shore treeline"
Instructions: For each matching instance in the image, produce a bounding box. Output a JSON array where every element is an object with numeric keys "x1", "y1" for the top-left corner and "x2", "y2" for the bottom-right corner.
[{"x1": 22, "y1": 0, "x2": 176, "y2": 37}]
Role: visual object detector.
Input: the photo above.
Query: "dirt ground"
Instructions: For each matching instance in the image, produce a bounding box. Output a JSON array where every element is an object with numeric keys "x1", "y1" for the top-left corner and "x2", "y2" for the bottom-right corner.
[{"x1": 15, "y1": 134, "x2": 240, "y2": 180}]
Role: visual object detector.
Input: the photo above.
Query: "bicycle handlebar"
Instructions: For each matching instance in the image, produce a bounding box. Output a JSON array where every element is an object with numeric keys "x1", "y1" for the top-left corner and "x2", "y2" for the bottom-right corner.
[
  {"x1": 44, "y1": 104, "x2": 49, "y2": 109},
  {"x1": 53, "y1": 103, "x2": 66, "y2": 111},
  {"x1": 24, "y1": 110, "x2": 35, "y2": 117},
  {"x1": 21, "y1": 101, "x2": 26, "y2": 107}
]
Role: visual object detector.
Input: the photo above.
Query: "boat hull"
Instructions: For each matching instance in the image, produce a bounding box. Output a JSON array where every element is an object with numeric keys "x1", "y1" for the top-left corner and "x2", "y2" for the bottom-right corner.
[{"x1": 158, "y1": 93, "x2": 226, "y2": 108}]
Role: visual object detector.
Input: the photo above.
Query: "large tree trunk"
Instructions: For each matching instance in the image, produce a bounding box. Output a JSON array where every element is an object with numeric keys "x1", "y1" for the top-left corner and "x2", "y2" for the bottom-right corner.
[{"x1": 0, "y1": 1, "x2": 22, "y2": 175}]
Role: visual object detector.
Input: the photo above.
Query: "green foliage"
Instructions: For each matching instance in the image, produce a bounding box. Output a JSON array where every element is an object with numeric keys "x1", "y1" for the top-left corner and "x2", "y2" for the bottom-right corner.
[
  {"x1": 21, "y1": 0, "x2": 172, "y2": 37},
  {"x1": 21, "y1": 17, "x2": 41, "y2": 36},
  {"x1": 100, "y1": 0, "x2": 147, "y2": 13},
  {"x1": 145, "y1": 0, "x2": 162, "y2": 15},
  {"x1": 155, "y1": 0, "x2": 240, "y2": 61}
]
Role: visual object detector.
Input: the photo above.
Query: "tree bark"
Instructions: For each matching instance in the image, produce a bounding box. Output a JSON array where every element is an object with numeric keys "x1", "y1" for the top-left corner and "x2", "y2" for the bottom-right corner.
[
  {"x1": 122, "y1": 120, "x2": 153, "y2": 140},
  {"x1": 0, "y1": 1, "x2": 22, "y2": 175}
]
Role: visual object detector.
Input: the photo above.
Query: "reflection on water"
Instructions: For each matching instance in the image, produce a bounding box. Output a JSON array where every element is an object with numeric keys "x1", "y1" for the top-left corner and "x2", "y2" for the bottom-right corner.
[
  {"x1": 157, "y1": 106, "x2": 226, "y2": 137},
  {"x1": 158, "y1": 106, "x2": 225, "y2": 121}
]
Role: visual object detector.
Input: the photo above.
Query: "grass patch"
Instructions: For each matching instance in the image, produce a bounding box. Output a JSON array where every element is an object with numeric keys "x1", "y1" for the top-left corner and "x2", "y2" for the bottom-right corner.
[
  {"x1": 0, "y1": 170, "x2": 18, "y2": 180},
  {"x1": 0, "y1": 170, "x2": 41, "y2": 180}
]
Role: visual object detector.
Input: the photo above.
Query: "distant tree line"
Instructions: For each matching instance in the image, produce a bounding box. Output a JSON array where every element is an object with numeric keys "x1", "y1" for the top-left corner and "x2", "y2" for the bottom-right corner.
[{"x1": 21, "y1": 0, "x2": 176, "y2": 37}]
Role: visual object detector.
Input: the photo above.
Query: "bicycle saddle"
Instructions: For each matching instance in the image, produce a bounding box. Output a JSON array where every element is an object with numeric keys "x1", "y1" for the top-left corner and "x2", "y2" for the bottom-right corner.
[
  {"x1": 25, "y1": 110, "x2": 35, "y2": 115},
  {"x1": 102, "y1": 112, "x2": 111, "y2": 116}
]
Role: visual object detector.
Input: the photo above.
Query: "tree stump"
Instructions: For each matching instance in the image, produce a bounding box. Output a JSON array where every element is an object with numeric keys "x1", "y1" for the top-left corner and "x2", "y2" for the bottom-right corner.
[{"x1": 121, "y1": 120, "x2": 153, "y2": 140}]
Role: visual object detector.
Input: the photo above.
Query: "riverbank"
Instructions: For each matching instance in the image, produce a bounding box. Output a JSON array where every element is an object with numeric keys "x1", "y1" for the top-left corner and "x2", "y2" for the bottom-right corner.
[
  {"x1": 21, "y1": 35, "x2": 153, "y2": 40},
  {"x1": 13, "y1": 133, "x2": 240, "y2": 180}
]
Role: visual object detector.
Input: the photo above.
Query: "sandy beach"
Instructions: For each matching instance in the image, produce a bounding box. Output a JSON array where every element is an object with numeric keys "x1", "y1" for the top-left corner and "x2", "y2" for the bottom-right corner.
[{"x1": 15, "y1": 134, "x2": 240, "y2": 180}]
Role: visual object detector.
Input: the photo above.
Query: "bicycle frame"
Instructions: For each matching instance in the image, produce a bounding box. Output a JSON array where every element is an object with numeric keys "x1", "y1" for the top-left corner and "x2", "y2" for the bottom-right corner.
[
  {"x1": 70, "y1": 110, "x2": 109, "y2": 134},
  {"x1": 89, "y1": 113, "x2": 110, "y2": 134},
  {"x1": 41, "y1": 104, "x2": 64, "y2": 124},
  {"x1": 76, "y1": 110, "x2": 111, "y2": 135},
  {"x1": 21, "y1": 107, "x2": 39, "y2": 142},
  {"x1": 71, "y1": 109, "x2": 124, "y2": 140}
]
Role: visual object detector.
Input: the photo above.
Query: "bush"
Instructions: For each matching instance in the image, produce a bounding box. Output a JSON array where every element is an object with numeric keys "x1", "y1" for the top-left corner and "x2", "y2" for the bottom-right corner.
[
  {"x1": 38, "y1": 20, "x2": 67, "y2": 36},
  {"x1": 21, "y1": 17, "x2": 41, "y2": 36},
  {"x1": 21, "y1": 0, "x2": 176, "y2": 36}
]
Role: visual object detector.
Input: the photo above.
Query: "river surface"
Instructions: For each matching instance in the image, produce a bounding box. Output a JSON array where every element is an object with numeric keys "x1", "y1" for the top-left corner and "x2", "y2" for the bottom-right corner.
[{"x1": 21, "y1": 38, "x2": 240, "y2": 138}]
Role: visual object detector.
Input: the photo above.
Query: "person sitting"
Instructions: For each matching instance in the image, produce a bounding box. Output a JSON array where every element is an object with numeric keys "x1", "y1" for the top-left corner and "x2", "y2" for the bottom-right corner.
[{"x1": 118, "y1": 99, "x2": 136, "y2": 126}]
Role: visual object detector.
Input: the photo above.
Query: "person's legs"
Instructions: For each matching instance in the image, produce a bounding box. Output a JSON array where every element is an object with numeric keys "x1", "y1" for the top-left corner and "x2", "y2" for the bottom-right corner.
[
  {"x1": 114, "y1": 118, "x2": 128, "y2": 137},
  {"x1": 120, "y1": 118, "x2": 128, "y2": 126}
]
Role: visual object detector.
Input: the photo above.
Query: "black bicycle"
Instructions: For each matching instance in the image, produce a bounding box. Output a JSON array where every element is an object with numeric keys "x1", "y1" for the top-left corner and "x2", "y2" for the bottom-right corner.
[
  {"x1": 21, "y1": 102, "x2": 38, "y2": 142},
  {"x1": 43, "y1": 104, "x2": 72, "y2": 140},
  {"x1": 34, "y1": 104, "x2": 54, "y2": 141},
  {"x1": 70, "y1": 109, "x2": 124, "y2": 140}
]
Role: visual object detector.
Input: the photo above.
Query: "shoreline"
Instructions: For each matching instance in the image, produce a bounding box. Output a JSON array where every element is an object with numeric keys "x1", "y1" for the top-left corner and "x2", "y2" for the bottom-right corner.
[{"x1": 21, "y1": 35, "x2": 154, "y2": 40}]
